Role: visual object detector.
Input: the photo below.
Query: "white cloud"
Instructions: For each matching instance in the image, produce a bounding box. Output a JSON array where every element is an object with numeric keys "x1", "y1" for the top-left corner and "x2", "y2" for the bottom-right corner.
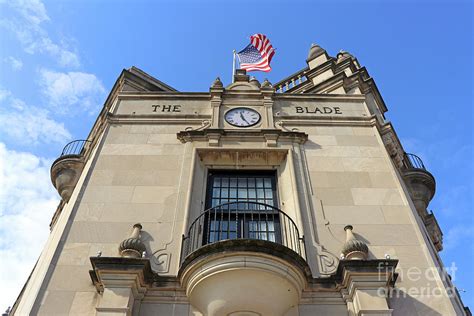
[
  {"x1": 39, "y1": 69, "x2": 106, "y2": 115},
  {"x1": 443, "y1": 225, "x2": 474, "y2": 251},
  {"x1": 1, "y1": 0, "x2": 80, "y2": 68},
  {"x1": 0, "y1": 88, "x2": 12, "y2": 102},
  {"x1": 11, "y1": 0, "x2": 50, "y2": 25},
  {"x1": 4, "y1": 56, "x2": 23, "y2": 70},
  {"x1": 0, "y1": 89, "x2": 71, "y2": 145},
  {"x1": 0, "y1": 142, "x2": 59, "y2": 310}
]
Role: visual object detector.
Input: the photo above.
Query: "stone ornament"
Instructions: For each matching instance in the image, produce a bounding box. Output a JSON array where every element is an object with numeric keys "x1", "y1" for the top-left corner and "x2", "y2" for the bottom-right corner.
[
  {"x1": 336, "y1": 50, "x2": 353, "y2": 62},
  {"x1": 341, "y1": 225, "x2": 368, "y2": 260},
  {"x1": 261, "y1": 78, "x2": 273, "y2": 88},
  {"x1": 306, "y1": 43, "x2": 325, "y2": 61},
  {"x1": 211, "y1": 77, "x2": 223, "y2": 88},
  {"x1": 249, "y1": 76, "x2": 261, "y2": 88},
  {"x1": 119, "y1": 223, "x2": 146, "y2": 258}
]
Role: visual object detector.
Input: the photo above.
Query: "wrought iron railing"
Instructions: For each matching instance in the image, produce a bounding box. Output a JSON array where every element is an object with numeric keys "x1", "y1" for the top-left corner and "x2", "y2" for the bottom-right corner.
[
  {"x1": 59, "y1": 140, "x2": 91, "y2": 158},
  {"x1": 181, "y1": 201, "x2": 306, "y2": 262},
  {"x1": 403, "y1": 153, "x2": 427, "y2": 170}
]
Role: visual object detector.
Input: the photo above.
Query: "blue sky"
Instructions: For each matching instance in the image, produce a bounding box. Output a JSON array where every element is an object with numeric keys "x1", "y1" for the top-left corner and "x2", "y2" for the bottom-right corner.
[{"x1": 0, "y1": 0, "x2": 472, "y2": 311}]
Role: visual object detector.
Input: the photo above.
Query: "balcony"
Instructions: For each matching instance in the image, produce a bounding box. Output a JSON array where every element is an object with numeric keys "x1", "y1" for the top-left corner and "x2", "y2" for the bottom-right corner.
[
  {"x1": 179, "y1": 202, "x2": 310, "y2": 316},
  {"x1": 401, "y1": 153, "x2": 443, "y2": 251},
  {"x1": 50, "y1": 140, "x2": 91, "y2": 201},
  {"x1": 401, "y1": 153, "x2": 436, "y2": 216}
]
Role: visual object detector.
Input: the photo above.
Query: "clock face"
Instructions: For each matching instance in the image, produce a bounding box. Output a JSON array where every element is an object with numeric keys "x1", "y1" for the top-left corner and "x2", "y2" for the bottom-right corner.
[{"x1": 225, "y1": 107, "x2": 261, "y2": 127}]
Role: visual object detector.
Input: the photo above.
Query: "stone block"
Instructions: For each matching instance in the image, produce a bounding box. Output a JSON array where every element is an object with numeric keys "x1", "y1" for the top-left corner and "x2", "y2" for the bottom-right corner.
[
  {"x1": 310, "y1": 171, "x2": 372, "y2": 188},
  {"x1": 305, "y1": 146, "x2": 361, "y2": 157},
  {"x1": 307, "y1": 135, "x2": 338, "y2": 146},
  {"x1": 106, "y1": 133, "x2": 150, "y2": 145},
  {"x1": 315, "y1": 188, "x2": 354, "y2": 206},
  {"x1": 349, "y1": 224, "x2": 419, "y2": 246},
  {"x1": 302, "y1": 126, "x2": 354, "y2": 135},
  {"x1": 351, "y1": 188, "x2": 405, "y2": 206},
  {"x1": 131, "y1": 186, "x2": 177, "y2": 204},
  {"x1": 75, "y1": 203, "x2": 105, "y2": 221},
  {"x1": 369, "y1": 172, "x2": 398, "y2": 188},
  {"x1": 97, "y1": 203, "x2": 165, "y2": 222},
  {"x1": 381, "y1": 206, "x2": 413, "y2": 224},
  {"x1": 148, "y1": 133, "x2": 182, "y2": 144},
  {"x1": 352, "y1": 126, "x2": 375, "y2": 135},
  {"x1": 69, "y1": 291, "x2": 99, "y2": 315},
  {"x1": 111, "y1": 170, "x2": 180, "y2": 186},
  {"x1": 342, "y1": 157, "x2": 389, "y2": 172},
  {"x1": 324, "y1": 206, "x2": 385, "y2": 224},
  {"x1": 107, "y1": 124, "x2": 131, "y2": 135},
  {"x1": 307, "y1": 157, "x2": 344, "y2": 172},
  {"x1": 57, "y1": 242, "x2": 91, "y2": 266},
  {"x1": 48, "y1": 265, "x2": 96, "y2": 292},
  {"x1": 81, "y1": 186, "x2": 135, "y2": 203},
  {"x1": 37, "y1": 290, "x2": 75, "y2": 315},
  {"x1": 359, "y1": 146, "x2": 385, "y2": 157},
  {"x1": 88, "y1": 170, "x2": 115, "y2": 186},
  {"x1": 101, "y1": 144, "x2": 183, "y2": 156},
  {"x1": 67, "y1": 221, "x2": 139, "y2": 243},
  {"x1": 336, "y1": 135, "x2": 379, "y2": 147},
  {"x1": 141, "y1": 155, "x2": 182, "y2": 170},
  {"x1": 94, "y1": 155, "x2": 144, "y2": 171}
]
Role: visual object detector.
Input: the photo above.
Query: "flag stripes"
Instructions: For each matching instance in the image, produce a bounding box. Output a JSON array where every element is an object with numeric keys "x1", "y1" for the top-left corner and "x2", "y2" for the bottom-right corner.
[{"x1": 237, "y1": 34, "x2": 275, "y2": 72}]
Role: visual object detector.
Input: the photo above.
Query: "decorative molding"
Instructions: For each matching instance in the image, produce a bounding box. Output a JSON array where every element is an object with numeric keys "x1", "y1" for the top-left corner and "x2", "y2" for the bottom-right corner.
[
  {"x1": 151, "y1": 252, "x2": 171, "y2": 273},
  {"x1": 317, "y1": 246, "x2": 339, "y2": 275},
  {"x1": 379, "y1": 123, "x2": 405, "y2": 169},
  {"x1": 177, "y1": 128, "x2": 308, "y2": 146}
]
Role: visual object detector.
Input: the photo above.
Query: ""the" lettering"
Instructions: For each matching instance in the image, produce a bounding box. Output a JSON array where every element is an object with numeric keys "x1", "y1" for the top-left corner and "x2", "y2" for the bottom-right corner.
[{"x1": 152, "y1": 105, "x2": 182, "y2": 112}]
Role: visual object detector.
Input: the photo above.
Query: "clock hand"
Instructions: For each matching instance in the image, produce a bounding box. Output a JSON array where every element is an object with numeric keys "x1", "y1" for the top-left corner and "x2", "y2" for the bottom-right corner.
[{"x1": 240, "y1": 112, "x2": 250, "y2": 124}]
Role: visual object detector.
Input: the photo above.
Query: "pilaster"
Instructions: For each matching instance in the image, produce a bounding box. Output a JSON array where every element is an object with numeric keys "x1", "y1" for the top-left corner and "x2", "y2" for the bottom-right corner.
[
  {"x1": 338, "y1": 260, "x2": 398, "y2": 316},
  {"x1": 90, "y1": 257, "x2": 154, "y2": 316}
]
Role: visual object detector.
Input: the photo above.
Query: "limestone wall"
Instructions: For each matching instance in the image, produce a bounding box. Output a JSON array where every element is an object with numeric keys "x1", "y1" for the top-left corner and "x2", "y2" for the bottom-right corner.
[{"x1": 30, "y1": 93, "x2": 461, "y2": 315}]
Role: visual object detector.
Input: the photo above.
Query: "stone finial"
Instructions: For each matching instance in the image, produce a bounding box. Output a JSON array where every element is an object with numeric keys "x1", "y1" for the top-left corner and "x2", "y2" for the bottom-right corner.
[
  {"x1": 306, "y1": 43, "x2": 326, "y2": 61},
  {"x1": 119, "y1": 223, "x2": 146, "y2": 258},
  {"x1": 211, "y1": 77, "x2": 223, "y2": 88},
  {"x1": 341, "y1": 225, "x2": 368, "y2": 260},
  {"x1": 337, "y1": 50, "x2": 353, "y2": 62},
  {"x1": 249, "y1": 76, "x2": 261, "y2": 88},
  {"x1": 261, "y1": 78, "x2": 273, "y2": 88}
]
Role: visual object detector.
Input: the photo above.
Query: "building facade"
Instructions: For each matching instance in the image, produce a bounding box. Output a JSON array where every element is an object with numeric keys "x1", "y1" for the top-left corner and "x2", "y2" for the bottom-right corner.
[{"x1": 11, "y1": 44, "x2": 470, "y2": 315}]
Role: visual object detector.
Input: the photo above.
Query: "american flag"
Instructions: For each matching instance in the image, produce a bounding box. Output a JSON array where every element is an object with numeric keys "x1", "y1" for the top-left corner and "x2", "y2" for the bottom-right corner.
[{"x1": 237, "y1": 34, "x2": 275, "y2": 72}]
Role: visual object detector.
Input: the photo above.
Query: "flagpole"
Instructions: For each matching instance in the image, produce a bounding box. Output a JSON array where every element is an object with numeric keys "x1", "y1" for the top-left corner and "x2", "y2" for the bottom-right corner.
[{"x1": 232, "y1": 50, "x2": 236, "y2": 83}]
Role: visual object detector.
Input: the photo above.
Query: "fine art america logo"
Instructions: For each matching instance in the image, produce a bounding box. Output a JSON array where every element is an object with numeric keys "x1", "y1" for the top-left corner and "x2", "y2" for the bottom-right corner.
[{"x1": 376, "y1": 261, "x2": 462, "y2": 298}]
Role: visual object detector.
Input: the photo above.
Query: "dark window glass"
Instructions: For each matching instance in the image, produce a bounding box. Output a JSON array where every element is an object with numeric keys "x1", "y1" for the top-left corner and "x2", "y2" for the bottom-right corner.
[{"x1": 204, "y1": 171, "x2": 280, "y2": 245}]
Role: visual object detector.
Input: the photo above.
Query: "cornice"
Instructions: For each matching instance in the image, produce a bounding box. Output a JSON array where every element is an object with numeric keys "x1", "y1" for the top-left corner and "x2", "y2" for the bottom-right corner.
[
  {"x1": 176, "y1": 128, "x2": 308, "y2": 147},
  {"x1": 117, "y1": 92, "x2": 211, "y2": 99}
]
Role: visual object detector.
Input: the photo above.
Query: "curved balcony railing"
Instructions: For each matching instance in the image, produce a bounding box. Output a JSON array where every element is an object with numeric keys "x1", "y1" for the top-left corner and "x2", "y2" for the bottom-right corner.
[
  {"x1": 403, "y1": 153, "x2": 427, "y2": 170},
  {"x1": 181, "y1": 201, "x2": 306, "y2": 263},
  {"x1": 59, "y1": 140, "x2": 91, "y2": 158}
]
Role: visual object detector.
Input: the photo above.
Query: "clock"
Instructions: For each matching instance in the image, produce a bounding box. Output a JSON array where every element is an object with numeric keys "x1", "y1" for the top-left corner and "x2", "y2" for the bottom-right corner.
[{"x1": 225, "y1": 107, "x2": 261, "y2": 127}]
